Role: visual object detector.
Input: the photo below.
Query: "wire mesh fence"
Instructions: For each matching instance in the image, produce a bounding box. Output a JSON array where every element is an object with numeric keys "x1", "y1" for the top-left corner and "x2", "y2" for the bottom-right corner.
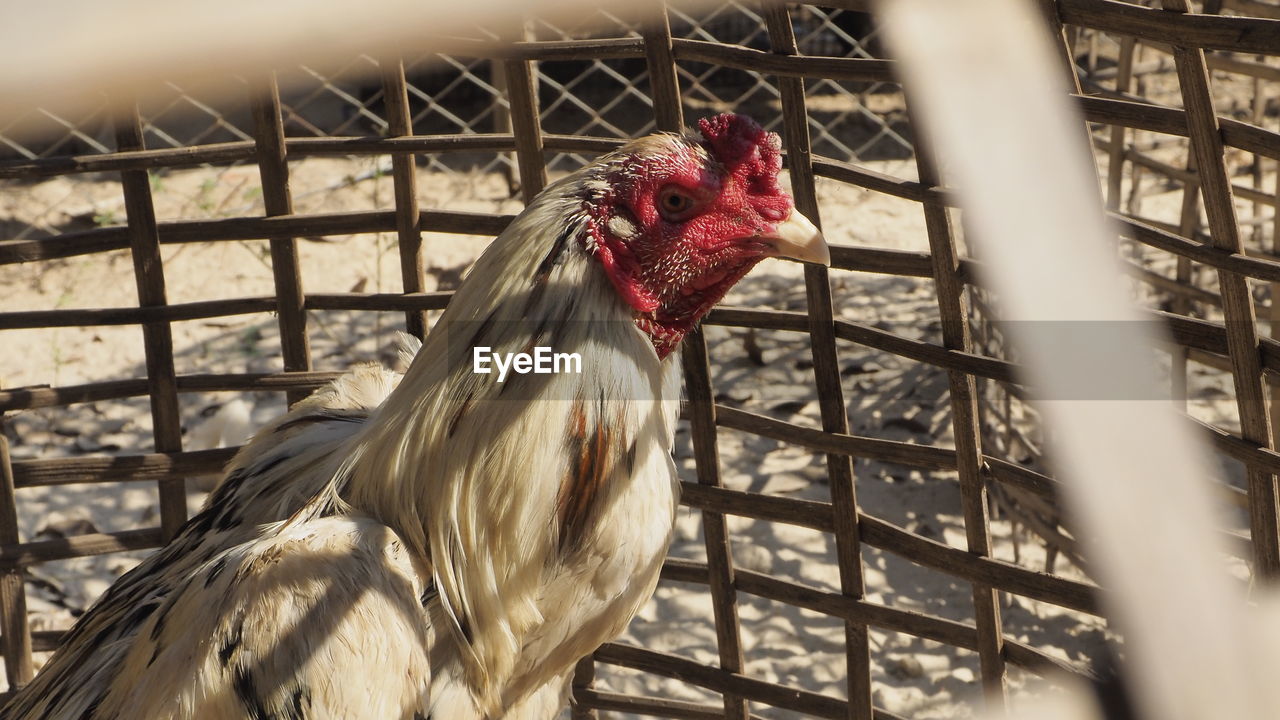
[{"x1": 0, "y1": 4, "x2": 908, "y2": 172}]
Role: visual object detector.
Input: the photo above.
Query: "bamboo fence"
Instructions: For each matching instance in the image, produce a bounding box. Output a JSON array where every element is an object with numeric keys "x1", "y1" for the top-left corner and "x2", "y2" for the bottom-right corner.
[{"x1": 1, "y1": 0, "x2": 1279, "y2": 717}]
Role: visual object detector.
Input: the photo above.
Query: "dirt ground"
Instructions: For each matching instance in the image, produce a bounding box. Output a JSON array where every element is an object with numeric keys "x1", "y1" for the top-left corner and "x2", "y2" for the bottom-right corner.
[{"x1": 0, "y1": 148, "x2": 1257, "y2": 717}]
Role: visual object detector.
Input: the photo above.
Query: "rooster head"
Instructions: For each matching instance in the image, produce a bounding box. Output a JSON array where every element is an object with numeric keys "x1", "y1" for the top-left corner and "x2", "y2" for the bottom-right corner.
[{"x1": 580, "y1": 113, "x2": 829, "y2": 358}]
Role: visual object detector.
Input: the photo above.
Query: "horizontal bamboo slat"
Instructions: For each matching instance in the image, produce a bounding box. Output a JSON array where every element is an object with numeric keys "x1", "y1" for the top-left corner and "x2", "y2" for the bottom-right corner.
[
  {"x1": 594, "y1": 643, "x2": 907, "y2": 720},
  {"x1": 573, "y1": 689, "x2": 735, "y2": 720},
  {"x1": 676, "y1": 482, "x2": 1098, "y2": 614},
  {"x1": 1058, "y1": 0, "x2": 1280, "y2": 54},
  {"x1": 0, "y1": 372, "x2": 341, "y2": 412},
  {"x1": 11, "y1": 448, "x2": 238, "y2": 489},
  {"x1": 0, "y1": 209, "x2": 514, "y2": 265},
  {"x1": 0, "y1": 528, "x2": 163, "y2": 569},
  {"x1": 660, "y1": 560, "x2": 1089, "y2": 680}
]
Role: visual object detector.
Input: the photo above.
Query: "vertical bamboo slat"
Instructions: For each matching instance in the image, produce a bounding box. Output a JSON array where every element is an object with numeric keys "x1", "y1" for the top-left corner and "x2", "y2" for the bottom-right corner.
[
  {"x1": 570, "y1": 655, "x2": 598, "y2": 720},
  {"x1": 114, "y1": 100, "x2": 188, "y2": 542},
  {"x1": 911, "y1": 114, "x2": 1008, "y2": 705},
  {"x1": 0, "y1": 411, "x2": 33, "y2": 690},
  {"x1": 1105, "y1": 36, "x2": 1137, "y2": 212},
  {"x1": 764, "y1": 7, "x2": 873, "y2": 720},
  {"x1": 1263, "y1": 77, "x2": 1280, "y2": 450},
  {"x1": 381, "y1": 54, "x2": 428, "y2": 341},
  {"x1": 641, "y1": 5, "x2": 684, "y2": 134},
  {"x1": 1161, "y1": 0, "x2": 1280, "y2": 578},
  {"x1": 502, "y1": 21, "x2": 549, "y2": 204},
  {"x1": 1272, "y1": 171, "x2": 1280, "y2": 445},
  {"x1": 681, "y1": 327, "x2": 750, "y2": 720},
  {"x1": 250, "y1": 75, "x2": 312, "y2": 408},
  {"x1": 490, "y1": 59, "x2": 520, "y2": 197},
  {"x1": 647, "y1": 7, "x2": 749, "y2": 718},
  {"x1": 1249, "y1": 74, "x2": 1267, "y2": 249},
  {"x1": 1126, "y1": 45, "x2": 1150, "y2": 218},
  {"x1": 1173, "y1": 154, "x2": 1200, "y2": 406}
]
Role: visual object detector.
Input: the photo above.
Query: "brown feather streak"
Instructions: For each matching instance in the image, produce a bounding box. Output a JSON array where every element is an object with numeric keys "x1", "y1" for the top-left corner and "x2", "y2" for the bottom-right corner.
[
  {"x1": 556, "y1": 402, "x2": 616, "y2": 552},
  {"x1": 447, "y1": 388, "x2": 476, "y2": 438}
]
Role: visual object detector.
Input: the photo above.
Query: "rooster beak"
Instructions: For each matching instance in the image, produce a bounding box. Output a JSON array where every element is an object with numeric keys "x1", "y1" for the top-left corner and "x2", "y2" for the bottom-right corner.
[{"x1": 761, "y1": 211, "x2": 830, "y2": 266}]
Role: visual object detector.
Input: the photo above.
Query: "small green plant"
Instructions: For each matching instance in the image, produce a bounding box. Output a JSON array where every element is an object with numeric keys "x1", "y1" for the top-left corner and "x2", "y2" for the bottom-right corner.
[
  {"x1": 92, "y1": 209, "x2": 119, "y2": 227},
  {"x1": 50, "y1": 341, "x2": 65, "y2": 385},
  {"x1": 196, "y1": 178, "x2": 219, "y2": 213}
]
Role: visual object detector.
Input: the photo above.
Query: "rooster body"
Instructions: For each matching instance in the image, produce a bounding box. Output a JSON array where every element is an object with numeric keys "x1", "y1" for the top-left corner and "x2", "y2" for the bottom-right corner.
[{"x1": 5, "y1": 115, "x2": 826, "y2": 720}]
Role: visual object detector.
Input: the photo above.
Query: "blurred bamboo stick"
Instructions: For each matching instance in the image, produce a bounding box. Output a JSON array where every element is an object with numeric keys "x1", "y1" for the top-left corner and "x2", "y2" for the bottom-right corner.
[{"x1": 883, "y1": 0, "x2": 1280, "y2": 718}]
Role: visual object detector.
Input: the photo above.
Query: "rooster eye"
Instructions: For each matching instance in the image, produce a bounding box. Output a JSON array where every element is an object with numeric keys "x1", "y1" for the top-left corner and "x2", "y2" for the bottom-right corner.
[{"x1": 657, "y1": 187, "x2": 698, "y2": 221}]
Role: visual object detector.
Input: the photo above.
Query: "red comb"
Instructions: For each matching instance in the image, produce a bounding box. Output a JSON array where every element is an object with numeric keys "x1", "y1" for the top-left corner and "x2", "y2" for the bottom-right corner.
[
  {"x1": 697, "y1": 113, "x2": 783, "y2": 198},
  {"x1": 697, "y1": 113, "x2": 776, "y2": 170}
]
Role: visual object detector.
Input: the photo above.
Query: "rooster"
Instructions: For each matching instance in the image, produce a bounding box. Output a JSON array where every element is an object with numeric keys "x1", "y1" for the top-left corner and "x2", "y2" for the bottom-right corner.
[{"x1": 4, "y1": 113, "x2": 828, "y2": 720}]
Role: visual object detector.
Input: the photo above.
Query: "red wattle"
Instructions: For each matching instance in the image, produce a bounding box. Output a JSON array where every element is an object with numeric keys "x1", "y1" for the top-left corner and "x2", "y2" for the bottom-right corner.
[{"x1": 595, "y1": 241, "x2": 660, "y2": 313}]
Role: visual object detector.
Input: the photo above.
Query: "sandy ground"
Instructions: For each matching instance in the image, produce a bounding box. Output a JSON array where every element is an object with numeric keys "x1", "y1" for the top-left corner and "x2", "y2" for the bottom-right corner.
[{"x1": 1, "y1": 152, "x2": 1258, "y2": 717}]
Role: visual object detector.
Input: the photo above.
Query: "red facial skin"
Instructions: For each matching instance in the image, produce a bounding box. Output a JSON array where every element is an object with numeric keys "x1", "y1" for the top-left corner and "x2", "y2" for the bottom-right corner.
[{"x1": 585, "y1": 114, "x2": 795, "y2": 358}]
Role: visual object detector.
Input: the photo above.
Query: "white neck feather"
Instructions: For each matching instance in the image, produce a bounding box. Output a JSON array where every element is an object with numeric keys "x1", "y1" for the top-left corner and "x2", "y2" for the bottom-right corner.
[{"x1": 337, "y1": 173, "x2": 682, "y2": 709}]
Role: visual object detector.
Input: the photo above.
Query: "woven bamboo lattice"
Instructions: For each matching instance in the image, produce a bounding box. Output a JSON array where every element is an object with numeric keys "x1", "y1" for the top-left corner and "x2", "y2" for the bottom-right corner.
[{"x1": 2, "y1": 0, "x2": 1280, "y2": 717}]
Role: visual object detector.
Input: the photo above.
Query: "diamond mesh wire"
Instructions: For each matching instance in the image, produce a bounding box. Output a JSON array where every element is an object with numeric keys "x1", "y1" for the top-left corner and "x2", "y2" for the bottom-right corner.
[{"x1": 0, "y1": 4, "x2": 909, "y2": 171}]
